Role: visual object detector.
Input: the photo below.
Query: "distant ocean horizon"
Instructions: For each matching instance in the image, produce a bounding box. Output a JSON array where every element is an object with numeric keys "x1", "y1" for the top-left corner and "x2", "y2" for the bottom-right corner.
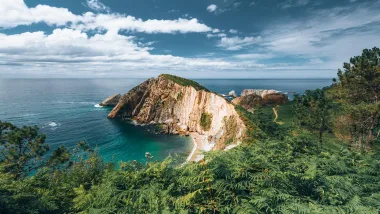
[{"x1": 0, "y1": 78, "x2": 333, "y2": 163}]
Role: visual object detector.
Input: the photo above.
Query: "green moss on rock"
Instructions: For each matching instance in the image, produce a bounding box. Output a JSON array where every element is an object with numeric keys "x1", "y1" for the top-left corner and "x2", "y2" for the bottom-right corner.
[
  {"x1": 200, "y1": 112, "x2": 213, "y2": 131},
  {"x1": 160, "y1": 74, "x2": 209, "y2": 91}
]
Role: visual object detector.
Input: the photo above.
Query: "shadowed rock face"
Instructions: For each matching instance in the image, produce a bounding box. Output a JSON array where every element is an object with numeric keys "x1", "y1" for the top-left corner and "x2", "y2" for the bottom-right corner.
[
  {"x1": 232, "y1": 94, "x2": 263, "y2": 112},
  {"x1": 100, "y1": 94, "x2": 121, "y2": 107},
  {"x1": 233, "y1": 90, "x2": 289, "y2": 112},
  {"x1": 107, "y1": 74, "x2": 246, "y2": 150},
  {"x1": 262, "y1": 93, "x2": 289, "y2": 106}
]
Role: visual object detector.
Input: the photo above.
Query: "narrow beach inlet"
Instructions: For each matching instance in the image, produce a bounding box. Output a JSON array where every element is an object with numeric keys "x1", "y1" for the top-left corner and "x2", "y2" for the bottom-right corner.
[{"x1": 186, "y1": 132, "x2": 211, "y2": 162}]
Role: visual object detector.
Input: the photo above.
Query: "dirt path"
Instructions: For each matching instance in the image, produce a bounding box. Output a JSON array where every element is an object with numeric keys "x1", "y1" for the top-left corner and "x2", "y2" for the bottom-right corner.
[{"x1": 273, "y1": 107, "x2": 279, "y2": 122}]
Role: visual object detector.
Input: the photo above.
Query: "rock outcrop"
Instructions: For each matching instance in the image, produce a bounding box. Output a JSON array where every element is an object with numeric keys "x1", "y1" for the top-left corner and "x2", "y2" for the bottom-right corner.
[
  {"x1": 262, "y1": 93, "x2": 289, "y2": 106},
  {"x1": 100, "y1": 94, "x2": 121, "y2": 107},
  {"x1": 107, "y1": 74, "x2": 246, "y2": 150},
  {"x1": 241, "y1": 89, "x2": 278, "y2": 97},
  {"x1": 228, "y1": 90, "x2": 237, "y2": 97},
  {"x1": 233, "y1": 89, "x2": 289, "y2": 112},
  {"x1": 232, "y1": 94, "x2": 263, "y2": 112}
]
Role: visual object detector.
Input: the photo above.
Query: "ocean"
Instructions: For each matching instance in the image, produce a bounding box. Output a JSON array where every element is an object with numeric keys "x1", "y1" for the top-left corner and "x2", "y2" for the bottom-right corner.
[{"x1": 0, "y1": 78, "x2": 332, "y2": 162}]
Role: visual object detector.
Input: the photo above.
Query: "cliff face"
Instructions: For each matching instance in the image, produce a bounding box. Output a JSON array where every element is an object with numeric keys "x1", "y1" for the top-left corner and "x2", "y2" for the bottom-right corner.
[{"x1": 108, "y1": 75, "x2": 246, "y2": 150}]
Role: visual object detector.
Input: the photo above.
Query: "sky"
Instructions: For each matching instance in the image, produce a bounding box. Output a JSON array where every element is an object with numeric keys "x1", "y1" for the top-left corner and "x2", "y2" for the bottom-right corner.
[{"x1": 0, "y1": 0, "x2": 379, "y2": 78}]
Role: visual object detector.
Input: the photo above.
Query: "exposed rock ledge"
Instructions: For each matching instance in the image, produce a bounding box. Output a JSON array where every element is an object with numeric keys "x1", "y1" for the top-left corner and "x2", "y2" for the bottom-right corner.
[
  {"x1": 241, "y1": 89, "x2": 279, "y2": 97},
  {"x1": 107, "y1": 74, "x2": 246, "y2": 151},
  {"x1": 100, "y1": 94, "x2": 121, "y2": 107}
]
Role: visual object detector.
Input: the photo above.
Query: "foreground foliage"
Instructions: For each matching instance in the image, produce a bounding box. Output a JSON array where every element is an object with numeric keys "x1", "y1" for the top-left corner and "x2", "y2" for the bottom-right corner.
[{"x1": 1, "y1": 127, "x2": 379, "y2": 213}]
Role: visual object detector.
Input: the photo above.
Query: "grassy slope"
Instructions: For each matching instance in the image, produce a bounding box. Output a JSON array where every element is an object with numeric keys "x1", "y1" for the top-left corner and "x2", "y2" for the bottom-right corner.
[
  {"x1": 275, "y1": 101, "x2": 295, "y2": 127},
  {"x1": 160, "y1": 74, "x2": 209, "y2": 91}
]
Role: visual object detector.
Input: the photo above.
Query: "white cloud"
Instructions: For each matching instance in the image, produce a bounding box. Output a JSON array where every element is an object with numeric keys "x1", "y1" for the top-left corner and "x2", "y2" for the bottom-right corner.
[
  {"x1": 280, "y1": 0, "x2": 310, "y2": 9},
  {"x1": 261, "y1": 1, "x2": 380, "y2": 68},
  {"x1": 77, "y1": 13, "x2": 212, "y2": 34},
  {"x1": 229, "y1": 29, "x2": 238, "y2": 34},
  {"x1": 218, "y1": 36, "x2": 261, "y2": 50},
  {"x1": 85, "y1": 0, "x2": 110, "y2": 13},
  {"x1": 207, "y1": 4, "x2": 218, "y2": 13},
  {"x1": 0, "y1": 0, "x2": 80, "y2": 28},
  {"x1": 233, "y1": 53, "x2": 274, "y2": 60},
  {"x1": 0, "y1": 29, "x2": 238, "y2": 76},
  {"x1": 0, "y1": 0, "x2": 213, "y2": 34},
  {"x1": 206, "y1": 33, "x2": 227, "y2": 38},
  {"x1": 212, "y1": 29, "x2": 221, "y2": 33}
]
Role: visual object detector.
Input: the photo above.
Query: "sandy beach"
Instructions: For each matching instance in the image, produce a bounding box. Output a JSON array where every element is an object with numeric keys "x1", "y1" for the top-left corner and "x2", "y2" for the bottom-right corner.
[{"x1": 186, "y1": 132, "x2": 213, "y2": 162}]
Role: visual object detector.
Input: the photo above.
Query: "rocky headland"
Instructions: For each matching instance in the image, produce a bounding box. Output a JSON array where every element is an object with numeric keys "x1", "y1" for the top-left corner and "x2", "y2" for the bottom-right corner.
[{"x1": 102, "y1": 74, "x2": 246, "y2": 161}]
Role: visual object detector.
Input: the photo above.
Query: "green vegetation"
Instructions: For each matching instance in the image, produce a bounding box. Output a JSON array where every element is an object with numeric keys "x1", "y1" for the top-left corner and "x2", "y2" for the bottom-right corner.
[
  {"x1": 275, "y1": 101, "x2": 294, "y2": 126},
  {"x1": 0, "y1": 48, "x2": 379, "y2": 213},
  {"x1": 200, "y1": 112, "x2": 213, "y2": 131},
  {"x1": 177, "y1": 91, "x2": 183, "y2": 100},
  {"x1": 160, "y1": 74, "x2": 209, "y2": 91},
  {"x1": 294, "y1": 89, "x2": 334, "y2": 144}
]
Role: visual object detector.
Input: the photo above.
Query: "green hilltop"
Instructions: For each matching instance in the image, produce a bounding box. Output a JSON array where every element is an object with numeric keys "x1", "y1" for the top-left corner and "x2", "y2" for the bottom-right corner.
[{"x1": 160, "y1": 74, "x2": 209, "y2": 91}]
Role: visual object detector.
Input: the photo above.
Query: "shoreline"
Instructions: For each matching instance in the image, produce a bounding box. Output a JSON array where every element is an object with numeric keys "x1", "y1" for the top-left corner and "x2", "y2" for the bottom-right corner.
[{"x1": 186, "y1": 132, "x2": 213, "y2": 163}]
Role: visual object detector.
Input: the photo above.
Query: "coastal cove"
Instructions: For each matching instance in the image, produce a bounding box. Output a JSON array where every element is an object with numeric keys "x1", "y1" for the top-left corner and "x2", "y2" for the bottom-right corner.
[{"x1": 0, "y1": 78, "x2": 332, "y2": 163}]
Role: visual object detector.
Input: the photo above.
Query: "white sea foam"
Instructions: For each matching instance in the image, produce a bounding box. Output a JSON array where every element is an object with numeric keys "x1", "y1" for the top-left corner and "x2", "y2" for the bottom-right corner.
[
  {"x1": 49, "y1": 122, "x2": 58, "y2": 127},
  {"x1": 94, "y1": 104, "x2": 103, "y2": 108},
  {"x1": 45, "y1": 122, "x2": 61, "y2": 130}
]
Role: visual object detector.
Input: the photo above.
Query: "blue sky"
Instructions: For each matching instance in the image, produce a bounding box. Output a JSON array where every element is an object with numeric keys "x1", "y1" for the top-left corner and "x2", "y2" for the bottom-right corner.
[{"x1": 0, "y1": 0, "x2": 379, "y2": 78}]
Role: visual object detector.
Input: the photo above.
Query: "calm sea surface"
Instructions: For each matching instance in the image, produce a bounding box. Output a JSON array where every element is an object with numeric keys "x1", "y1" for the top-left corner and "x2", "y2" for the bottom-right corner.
[{"x1": 0, "y1": 78, "x2": 332, "y2": 162}]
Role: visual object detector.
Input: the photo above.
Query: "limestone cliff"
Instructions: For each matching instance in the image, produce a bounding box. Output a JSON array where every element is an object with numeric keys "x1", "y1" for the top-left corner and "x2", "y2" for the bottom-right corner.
[{"x1": 108, "y1": 74, "x2": 246, "y2": 150}]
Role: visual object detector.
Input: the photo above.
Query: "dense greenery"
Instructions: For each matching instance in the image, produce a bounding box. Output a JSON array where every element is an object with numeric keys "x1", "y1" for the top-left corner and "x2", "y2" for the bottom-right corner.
[
  {"x1": 200, "y1": 112, "x2": 213, "y2": 131},
  {"x1": 0, "y1": 48, "x2": 379, "y2": 213},
  {"x1": 294, "y1": 89, "x2": 334, "y2": 144},
  {"x1": 161, "y1": 74, "x2": 209, "y2": 91}
]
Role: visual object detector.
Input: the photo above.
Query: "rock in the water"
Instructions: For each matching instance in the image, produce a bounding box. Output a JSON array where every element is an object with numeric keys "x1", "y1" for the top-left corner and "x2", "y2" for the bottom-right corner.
[
  {"x1": 100, "y1": 94, "x2": 121, "y2": 107},
  {"x1": 107, "y1": 74, "x2": 246, "y2": 150},
  {"x1": 228, "y1": 90, "x2": 237, "y2": 97},
  {"x1": 241, "y1": 89, "x2": 278, "y2": 97}
]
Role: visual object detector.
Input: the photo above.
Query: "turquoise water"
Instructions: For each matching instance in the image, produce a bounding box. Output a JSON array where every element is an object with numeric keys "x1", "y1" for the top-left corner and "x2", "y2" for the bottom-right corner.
[{"x1": 0, "y1": 78, "x2": 332, "y2": 162}]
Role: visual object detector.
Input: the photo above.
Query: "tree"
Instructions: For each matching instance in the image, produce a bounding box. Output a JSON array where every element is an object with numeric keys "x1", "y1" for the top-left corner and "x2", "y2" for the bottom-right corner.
[
  {"x1": 293, "y1": 89, "x2": 333, "y2": 144},
  {"x1": 335, "y1": 47, "x2": 380, "y2": 150},
  {"x1": 0, "y1": 122, "x2": 49, "y2": 179}
]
